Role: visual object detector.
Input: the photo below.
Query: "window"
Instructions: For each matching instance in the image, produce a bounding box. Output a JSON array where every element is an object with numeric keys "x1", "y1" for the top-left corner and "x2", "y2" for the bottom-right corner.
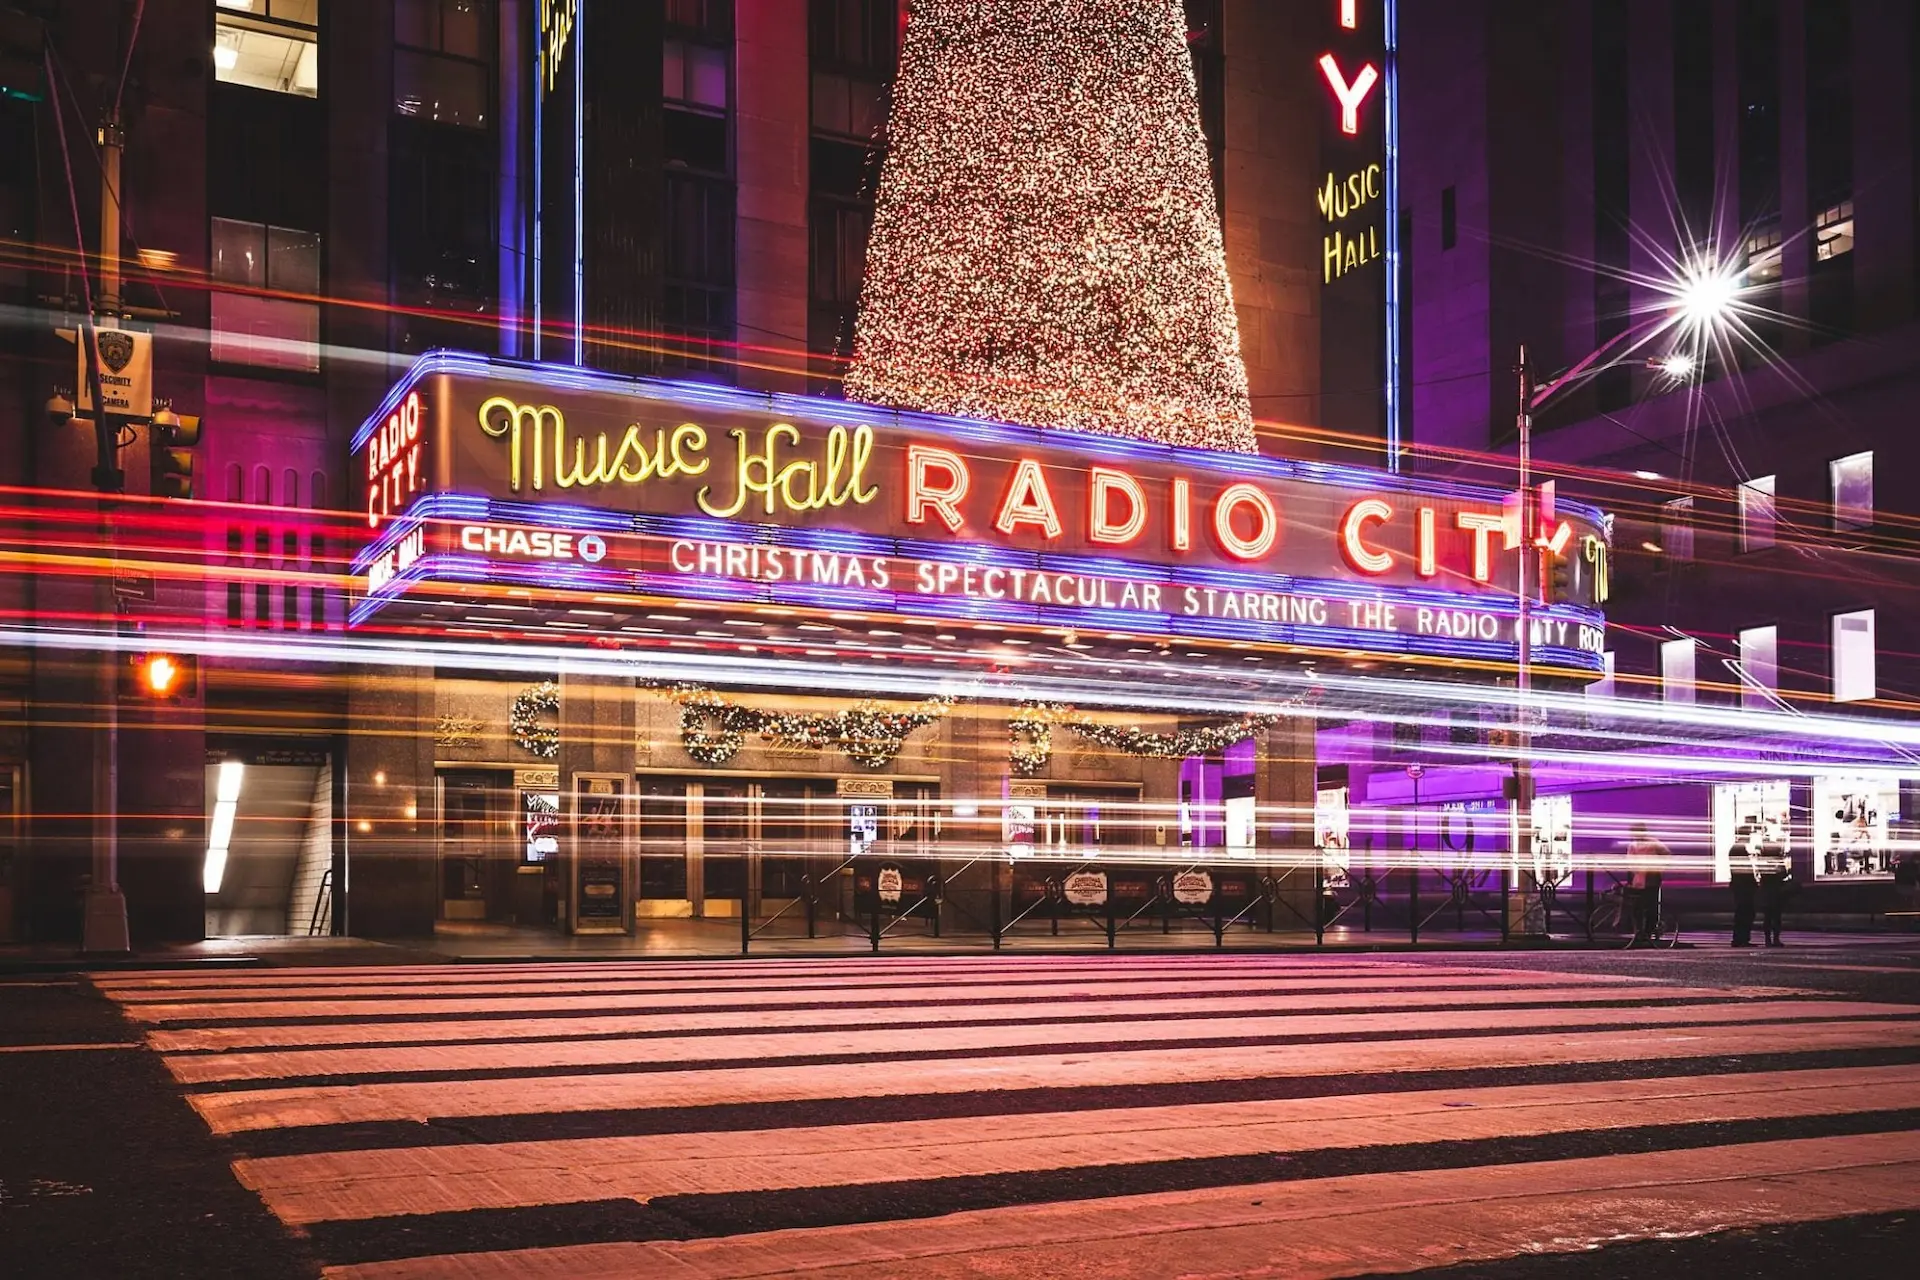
[
  {"x1": 1439, "y1": 185, "x2": 1456, "y2": 250},
  {"x1": 1832, "y1": 610, "x2": 1875, "y2": 703},
  {"x1": 1661, "y1": 496, "x2": 1695, "y2": 562},
  {"x1": 1738, "y1": 475, "x2": 1776, "y2": 552},
  {"x1": 1738, "y1": 625, "x2": 1778, "y2": 709},
  {"x1": 1830, "y1": 452, "x2": 1873, "y2": 530},
  {"x1": 1744, "y1": 220, "x2": 1783, "y2": 284},
  {"x1": 1814, "y1": 200, "x2": 1855, "y2": 263},
  {"x1": 811, "y1": 71, "x2": 887, "y2": 140},
  {"x1": 1661, "y1": 638, "x2": 1697, "y2": 704},
  {"x1": 394, "y1": 0, "x2": 492, "y2": 128},
  {"x1": 209, "y1": 217, "x2": 321, "y2": 371},
  {"x1": 811, "y1": 203, "x2": 870, "y2": 307},
  {"x1": 214, "y1": 0, "x2": 318, "y2": 98},
  {"x1": 664, "y1": 39, "x2": 729, "y2": 111}
]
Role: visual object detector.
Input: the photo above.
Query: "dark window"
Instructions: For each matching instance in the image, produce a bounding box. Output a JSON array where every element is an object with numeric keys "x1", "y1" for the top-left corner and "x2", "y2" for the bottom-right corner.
[
  {"x1": 390, "y1": 0, "x2": 496, "y2": 354},
  {"x1": 811, "y1": 202, "x2": 871, "y2": 307},
  {"x1": 811, "y1": 0, "x2": 893, "y2": 69},
  {"x1": 1439, "y1": 185, "x2": 1456, "y2": 250},
  {"x1": 1672, "y1": 0, "x2": 1715, "y2": 254},
  {"x1": 666, "y1": 0, "x2": 733, "y2": 40},
  {"x1": 808, "y1": 0, "x2": 900, "y2": 385},
  {"x1": 1593, "y1": 0, "x2": 1631, "y2": 411},
  {"x1": 1806, "y1": 0, "x2": 1853, "y2": 341},
  {"x1": 1184, "y1": 0, "x2": 1225, "y2": 213},
  {"x1": 1737, "y1": 0, "x2": 1780, "y2": 225},
  {"x1": 1736, "y1": 0, "x2": 1781, "y2": 361},
  {"x1": 662, "y1": 174, "x2": 736, "y2": 377},
  {"x1": 1396, "y1": 207, "x2": 1413, "y2": 448}
]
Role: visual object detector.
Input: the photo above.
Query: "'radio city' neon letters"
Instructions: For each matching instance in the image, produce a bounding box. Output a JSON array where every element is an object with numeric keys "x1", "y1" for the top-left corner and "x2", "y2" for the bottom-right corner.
[
  {"x1": 1340, "y1": 498, "x2": 1395, "y2": 574},
  {"x1": 1213, "y1": 483, "x2": 1280, "y2": 560},
  {"x1": 365, "y1": 390, "x2": 423, "y2": 529},
  {"x1": 1318, "y1": 53, "x2": 1379, "y2": 135},
  {"x1": 1089, "y1": 467, "x2": 1148, "y2": 545}
]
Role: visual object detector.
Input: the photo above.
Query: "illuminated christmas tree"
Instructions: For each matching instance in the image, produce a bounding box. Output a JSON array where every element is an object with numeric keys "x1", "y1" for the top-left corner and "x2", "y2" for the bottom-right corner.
[{"x1": 844, "y1": 0, "x2": 1256, "y2": 453}]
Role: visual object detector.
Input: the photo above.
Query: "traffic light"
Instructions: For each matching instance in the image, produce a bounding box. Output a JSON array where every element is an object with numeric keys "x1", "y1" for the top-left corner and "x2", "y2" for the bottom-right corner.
[
  {"x1": 149, "y1": 412, "x2": 199, "y2": 499},
  {"x1": 121, "y1": 652, "x2": 198, "y2": 700},
  {"x1": 0, "y1": 10, "x2": 47, "y2": 104},
  {"x1": 1546, "y1": 553, "x2": 1576, "y2": 604}
]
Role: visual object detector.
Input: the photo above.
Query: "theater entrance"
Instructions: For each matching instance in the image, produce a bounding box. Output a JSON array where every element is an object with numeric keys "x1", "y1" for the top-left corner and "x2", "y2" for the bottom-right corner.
[{"x1": 636, "y1": 776, "x2": 836, "y2": 918}]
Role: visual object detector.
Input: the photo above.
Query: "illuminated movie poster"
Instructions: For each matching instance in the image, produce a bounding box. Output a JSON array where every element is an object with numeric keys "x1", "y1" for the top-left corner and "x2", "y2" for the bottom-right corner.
[
  {"x1": 1524, "y1": 792, "x2": 1574, "y2": 890},
  {"x1": 1316, "y1": 785, "x2": 1350, "y2": 887},
  {"x1": 1813, "y1": 775, "x2": 1902, "y2": 880},
  {"x1": 1712, "y1": 779, "x2": 1792, "y2": 882}
]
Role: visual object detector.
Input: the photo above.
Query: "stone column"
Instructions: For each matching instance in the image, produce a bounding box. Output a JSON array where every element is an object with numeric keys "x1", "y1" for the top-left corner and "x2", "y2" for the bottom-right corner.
[
  {"x1": 343, "y1": 664, "x2": 436, "y2": 937},
  {"x1": 557, "y1": 667, "x2": 637, "y2": 933},
  {"x1": 1257, "y1": 712, "x2": 1318, "y2": 931}
]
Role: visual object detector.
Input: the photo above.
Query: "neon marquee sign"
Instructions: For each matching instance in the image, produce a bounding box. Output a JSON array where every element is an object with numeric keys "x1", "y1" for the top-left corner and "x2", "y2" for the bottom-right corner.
[{"x1": 350, "y1": 353, "x2": 1609, "y2": 672}]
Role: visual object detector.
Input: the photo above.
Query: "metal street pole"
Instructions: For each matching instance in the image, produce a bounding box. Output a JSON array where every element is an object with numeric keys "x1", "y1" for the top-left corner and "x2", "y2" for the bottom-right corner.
[
  {"x1": 81, "y1": 108, "x2": 129, "y2": 953},
  {"x1": 1511, "y1": 345, "x2": 1535, "y2": 941}
]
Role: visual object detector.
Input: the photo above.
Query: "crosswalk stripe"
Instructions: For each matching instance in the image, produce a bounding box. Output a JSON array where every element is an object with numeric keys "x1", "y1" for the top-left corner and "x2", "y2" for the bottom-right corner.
[
  {"x1": 144, "y1": 983, "x2": 1805, "y2": 1053},
  {"x1": 186, "y1": 1016, "x2": 1920, "y2": 1135},
  {"x1": 162, "y1": 999, "x2": 1914, "y2": 1086},
  {"x1": 112, "y1": 972, "x2": 1671, "y2": 1024},
  {"x1": 315, "y1": 1132, "x2": 1920, "y2": 1280},
  {"x1": 234, "y1": 1063, "x2": 1920, "y2": 1224},
  {"x1": 94, "y1": 954, "x2": 1920, "y2": 1277}
]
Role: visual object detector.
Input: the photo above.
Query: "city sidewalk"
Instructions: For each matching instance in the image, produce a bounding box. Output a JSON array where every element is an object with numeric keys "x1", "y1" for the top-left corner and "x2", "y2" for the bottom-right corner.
[{"x1": 6, "y1": 919, "x2": 1918, "y2": 971}]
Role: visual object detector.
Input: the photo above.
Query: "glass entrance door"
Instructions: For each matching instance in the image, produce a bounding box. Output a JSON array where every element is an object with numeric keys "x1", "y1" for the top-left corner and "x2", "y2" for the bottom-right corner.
[{"x1": 636, "y1": 777, "x2": 832, "y2": 919}]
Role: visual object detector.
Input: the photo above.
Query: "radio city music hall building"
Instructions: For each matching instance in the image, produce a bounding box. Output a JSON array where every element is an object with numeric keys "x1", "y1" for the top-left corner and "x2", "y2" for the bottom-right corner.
[{"x1": 338, "y1": 352, "x2": 1609, "y2": 940}]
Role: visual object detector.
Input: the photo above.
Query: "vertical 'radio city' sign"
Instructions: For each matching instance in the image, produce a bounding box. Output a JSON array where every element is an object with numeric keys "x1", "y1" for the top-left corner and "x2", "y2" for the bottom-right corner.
[{"x1": 1318, "y1": 1, "x2": 1385, "y2": 283}]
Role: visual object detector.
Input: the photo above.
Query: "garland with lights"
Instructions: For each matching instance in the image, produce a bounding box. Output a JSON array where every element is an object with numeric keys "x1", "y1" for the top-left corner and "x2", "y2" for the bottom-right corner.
[
  {"x1": 1009, "y1": 702, "x2": 1073, "y2": 777},
  {"x1": 1067, "y1": 713, "x2": 1278, "y2": 759},
  {"x1": 667, "y1": 685, "x2": 763, "y2": 768},
  {"x1": 761, "y1": 697, "x2": 957, "y2": 769},
  {"x1": 509, "y1": 681, "x2": 561, "y2": 759},
  {"x1": 843, "y1": 0, "x2": 1255, "y2": 451},
  {"x1": 1008, "y1": 702, "x2": 1280, "y2": 773},
  {"x1": 659, "y1": 685, "x2": 955, "y2": 770}
]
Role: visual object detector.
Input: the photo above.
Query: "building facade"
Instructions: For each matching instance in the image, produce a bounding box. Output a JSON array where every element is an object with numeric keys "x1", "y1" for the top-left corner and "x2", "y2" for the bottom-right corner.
[
  {"x1": 0, "y1": 0, "x2": 1437, "y2": 945},
  {"x1": 1391, "y1": 0, "x2": 1920, "y2": 913}
]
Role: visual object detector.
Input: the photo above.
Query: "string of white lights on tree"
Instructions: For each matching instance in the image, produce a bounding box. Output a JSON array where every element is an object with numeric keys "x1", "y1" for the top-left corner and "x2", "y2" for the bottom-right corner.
[{"x1": 843, "y1": 0, "x2": 1256, "y2": 452}]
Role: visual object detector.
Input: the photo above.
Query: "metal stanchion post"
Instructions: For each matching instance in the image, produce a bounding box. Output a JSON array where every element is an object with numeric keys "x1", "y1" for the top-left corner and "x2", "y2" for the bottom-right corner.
[
  {"x1": 1409, "y1": 859, "x2": 1420, "y2": 945},
  {"x1": 1313, "y1": 861, "x2": 1325, "y2": 946},
  {"x1": 990, "y1": 859, "x2": 1001, "y2": 950}
]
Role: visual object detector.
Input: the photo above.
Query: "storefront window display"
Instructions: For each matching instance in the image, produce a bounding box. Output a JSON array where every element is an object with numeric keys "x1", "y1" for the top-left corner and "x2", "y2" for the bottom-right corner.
[
  {"x1": 1713, "y1": 779, "x2": 1792, "y2": 882},
  {"x1": 1524, "y1": 792, "x2": 1575, "y2": 890},
  {"x1": 1316, "y1": 785, "x2": 1350, "y2": 887},
  {"x1": 1812, "y1": 775, "x2": 1904, "y2": 879}
]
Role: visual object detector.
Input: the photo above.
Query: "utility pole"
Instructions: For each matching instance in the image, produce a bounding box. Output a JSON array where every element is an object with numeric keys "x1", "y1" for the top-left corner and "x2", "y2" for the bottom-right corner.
[
  {"x1": 1510, "y1": 344, "x2": 1536, "y2": 939},
  {"x1": 80, "y1": 106, "x2": 129, "y2": 953}
]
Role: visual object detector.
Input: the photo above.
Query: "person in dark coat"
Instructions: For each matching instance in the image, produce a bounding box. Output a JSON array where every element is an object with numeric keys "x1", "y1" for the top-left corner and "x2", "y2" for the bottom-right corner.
[
  {"x1": 1729, "y1": 825, "x2": 1758, "y2": 947},
  {"x1": 1625, "y1": 823, "x2": 1669, "y2": 945},
  {"x1": 1756, "y1": 838, "x2": 1790, "y2": 947}
]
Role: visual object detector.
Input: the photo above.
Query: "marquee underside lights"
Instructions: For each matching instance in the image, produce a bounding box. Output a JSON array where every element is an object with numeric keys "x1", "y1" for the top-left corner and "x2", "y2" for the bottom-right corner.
[
  {"x1": 350, "y1": 353, "x2": 1611, "y2": 674},
  {"x1": 841, "y1": 0, "x2": 1256, "y2": 452}
]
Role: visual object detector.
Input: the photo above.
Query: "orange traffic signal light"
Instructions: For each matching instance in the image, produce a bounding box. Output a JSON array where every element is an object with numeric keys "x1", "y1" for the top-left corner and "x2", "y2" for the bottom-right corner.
[{"x1": 121, "y1": 652, "x2": 197, "y2": 700}]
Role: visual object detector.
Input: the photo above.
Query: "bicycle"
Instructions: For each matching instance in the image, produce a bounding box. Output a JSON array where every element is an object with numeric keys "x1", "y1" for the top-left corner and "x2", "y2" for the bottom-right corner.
[{"x1": 1597, "y1": 884, "x2": 1682, "y2": 949}]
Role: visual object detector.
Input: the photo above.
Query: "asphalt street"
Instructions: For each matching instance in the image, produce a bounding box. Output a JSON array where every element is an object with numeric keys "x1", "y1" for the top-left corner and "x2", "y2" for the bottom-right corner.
[{"x1": 3, "y1": 939, "x2": 1918, "y2": 1278}]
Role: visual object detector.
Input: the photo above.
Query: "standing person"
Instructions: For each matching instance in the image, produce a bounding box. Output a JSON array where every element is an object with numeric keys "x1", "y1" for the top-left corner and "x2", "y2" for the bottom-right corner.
[
  {"x1": 1624, "y1": 823, "x2": 1669, "y2": 945},
  {"x1": 1729, "y1": 824, "x2": 1758, "y2": 947},
  {"x1": 1757, "y1": 835, "x2": 1790, "y2": 947}
]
